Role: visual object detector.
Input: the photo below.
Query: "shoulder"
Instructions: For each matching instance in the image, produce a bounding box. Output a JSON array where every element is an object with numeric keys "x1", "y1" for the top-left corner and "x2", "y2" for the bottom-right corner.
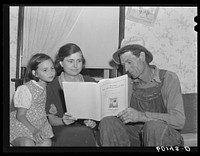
[
  {"x1": 15, "y1": 84, "x2": 30, "y2": 94},
  {"x1": 164, "y1": 70, "x2": 180, "y2": 81},
  {"x1": 82, "y1": 75, "x2": 97, "y2": 82},
  {"x1": 161, "y1": 70, "x2": 181, "y2": 91},
  {"x1": 14, "y1": 83, "x2": 32, "y2": 108},
  {"x1": 47, "y1": 76, "x2": 60, "y2": 89}
]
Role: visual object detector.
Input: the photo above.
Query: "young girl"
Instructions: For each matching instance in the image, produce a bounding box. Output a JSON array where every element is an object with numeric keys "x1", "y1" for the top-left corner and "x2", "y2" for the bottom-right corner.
[{"x1": 10, "y1": 53, "x2": 56, "y2": 146}]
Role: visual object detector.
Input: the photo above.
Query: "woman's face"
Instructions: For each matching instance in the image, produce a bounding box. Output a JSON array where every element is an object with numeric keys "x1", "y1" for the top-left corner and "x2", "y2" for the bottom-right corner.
[
  {"x1": 120, "y1": 51, "x2": 145, "y2": 79},
  {"x1": 60, "y1": 51, "x2": 84, "y2": 76}
]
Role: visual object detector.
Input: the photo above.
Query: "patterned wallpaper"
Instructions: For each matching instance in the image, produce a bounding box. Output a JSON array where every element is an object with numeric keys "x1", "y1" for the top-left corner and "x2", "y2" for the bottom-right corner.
[
  {"x1": 125, "y1": 7, "x2": 197, "y2": 93},
  {"x1": 9, "y1": 7, "x2": 197, "y2": 102}
]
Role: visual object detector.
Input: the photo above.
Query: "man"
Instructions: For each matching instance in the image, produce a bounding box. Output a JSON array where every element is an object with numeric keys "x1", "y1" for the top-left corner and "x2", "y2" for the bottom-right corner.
[{"x1": 98, "y1": 37, "x2": 185, "y2": 146}]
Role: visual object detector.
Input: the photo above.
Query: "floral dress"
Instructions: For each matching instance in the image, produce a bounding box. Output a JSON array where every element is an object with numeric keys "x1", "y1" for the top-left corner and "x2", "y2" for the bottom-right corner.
[{"x1": 10, "y1": 80, "x2": 54, "y2": 143}]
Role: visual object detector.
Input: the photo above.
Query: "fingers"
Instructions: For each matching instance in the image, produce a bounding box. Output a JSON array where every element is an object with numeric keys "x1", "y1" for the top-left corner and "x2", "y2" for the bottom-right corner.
[
  {"x1": 116, "y1": 108, "x2": 127, "y2": 117},
  {"x1": 84, "y1": 119, "x2": 96, "y2": 128},
  {"x1": 63, "y1": 113, "x2": 77, "y2": 121},
  {"x1": 34, "y1": 131, "x2": 45, "y2": 144},
  {"x1": 62, "y1": 117, "x2": 76, "y2": 125},
  {"x1": 64, "y1": 112, "x2": 73, "y2": 116},
  {"x1": 116, "y1": 109, "x2": 131, "y2": 124}
]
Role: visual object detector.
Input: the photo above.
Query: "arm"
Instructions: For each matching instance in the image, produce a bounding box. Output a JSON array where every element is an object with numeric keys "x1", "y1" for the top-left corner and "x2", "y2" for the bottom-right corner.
[
  {"x1": 16, "y1": 107, "x2": 39, "y2": 134},
  {"x1": 14, "y1": 85, "x2": 45, "y2": 144},
  {"x1": 46, "y1": 78, "x2": 76, "y2": 126},
  {"x1": 144, "y1": 71, "x2": 185, "y2": 129},
  {"x1": 47, "y1": 113, "x2": 76, "y2": 126}
]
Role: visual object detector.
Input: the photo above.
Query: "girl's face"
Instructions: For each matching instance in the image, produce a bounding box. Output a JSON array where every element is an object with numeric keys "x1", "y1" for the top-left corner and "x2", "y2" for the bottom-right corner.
[
  {"x1": 120, "y1": 51, "x2": 145, "y2": 79},
  {"x1": 33, "y1": 59, "x2": 55, "y2": 83},
  {"x1": 60, "y1": 51, "x2": 83, "y2": 76}
]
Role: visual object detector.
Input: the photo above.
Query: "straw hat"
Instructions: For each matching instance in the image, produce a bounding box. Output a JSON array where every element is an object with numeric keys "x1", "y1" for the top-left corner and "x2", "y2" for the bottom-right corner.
[{"x1": 113, "y1": 36, "x2": 153, "y2": 64}]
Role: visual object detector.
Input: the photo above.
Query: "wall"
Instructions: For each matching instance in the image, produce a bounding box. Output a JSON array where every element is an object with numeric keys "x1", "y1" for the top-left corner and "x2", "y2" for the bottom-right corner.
[
  {"x1": 125, "y1": 7, "x2": 197, "y2": 93},
  {"x1": 9, "y1": 6, "x2": 197, "y2": 103}
]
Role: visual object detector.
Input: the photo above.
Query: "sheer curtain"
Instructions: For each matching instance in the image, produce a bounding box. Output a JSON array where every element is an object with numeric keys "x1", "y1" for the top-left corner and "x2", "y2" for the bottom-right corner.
[{"x1": 22, "y1": 6, "x2": 83, "y2": 66}]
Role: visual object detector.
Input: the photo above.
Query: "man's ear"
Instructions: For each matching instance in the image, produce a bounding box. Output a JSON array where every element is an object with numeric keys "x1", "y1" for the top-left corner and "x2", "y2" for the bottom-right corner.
[{"x1": 139, "y1": 52, "x2": 146, "y2": 62}]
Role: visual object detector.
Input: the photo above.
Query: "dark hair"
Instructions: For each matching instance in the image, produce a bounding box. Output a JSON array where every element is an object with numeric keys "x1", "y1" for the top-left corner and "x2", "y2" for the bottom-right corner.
[
  {"x1": 55, "y1": 43, "x2": 86, "y2": 75},
  {"x1": 24, "y1": 53, "x2": 53, "y2": 82}
]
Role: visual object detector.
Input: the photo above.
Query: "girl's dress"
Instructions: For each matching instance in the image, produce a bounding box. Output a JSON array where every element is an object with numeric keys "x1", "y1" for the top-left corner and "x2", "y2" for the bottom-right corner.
[{"x1": 10, "y1": 80, "x2": 54, "y2": 143}]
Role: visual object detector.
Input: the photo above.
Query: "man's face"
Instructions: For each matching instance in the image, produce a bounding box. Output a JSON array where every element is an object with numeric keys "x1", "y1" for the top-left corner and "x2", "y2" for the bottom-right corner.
[{"x1": 120, "y1": 51, "x2": 145, "y2": 79}]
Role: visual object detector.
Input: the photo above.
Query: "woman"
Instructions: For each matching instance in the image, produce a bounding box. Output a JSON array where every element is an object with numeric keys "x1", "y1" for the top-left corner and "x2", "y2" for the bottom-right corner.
[{"x1": 46, "y1": 43, "x2": 98, "y2": 146}]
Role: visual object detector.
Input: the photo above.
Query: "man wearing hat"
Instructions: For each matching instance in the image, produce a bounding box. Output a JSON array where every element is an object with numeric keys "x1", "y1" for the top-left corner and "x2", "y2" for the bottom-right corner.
[{"x1": 98, "y1": 37, "x2": 185, "y2": 146}]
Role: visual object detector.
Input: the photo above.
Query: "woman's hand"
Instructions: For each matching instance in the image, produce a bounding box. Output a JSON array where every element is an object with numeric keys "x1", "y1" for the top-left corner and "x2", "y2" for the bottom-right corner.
[
  {"x1": 62, "y1": 112, "x2": 77, "y2": 125},
  {"x1": 83, "y1": 119, "x2": 96, "y2": 128}
]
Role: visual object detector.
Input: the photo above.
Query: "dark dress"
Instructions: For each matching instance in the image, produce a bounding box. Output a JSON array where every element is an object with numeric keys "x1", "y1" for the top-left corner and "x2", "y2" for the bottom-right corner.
[{"x1": 46, "y1": 75, "x2": 98, "y2": 146}]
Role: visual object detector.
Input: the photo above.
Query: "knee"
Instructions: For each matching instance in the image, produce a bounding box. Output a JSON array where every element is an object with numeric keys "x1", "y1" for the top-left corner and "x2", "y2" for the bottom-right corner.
[
  {"x1": 18, "y1": 138, "x2": 35, "y2": 146},
  {"x1": 143, "y1": 120, "x2": 167, "y2": 133},
  {"x1": 99, "y1": 116, "x2": 118, "y2": 127},
  {"x1": 39, "y1": 138, "x2": 52, "y2": 146}
]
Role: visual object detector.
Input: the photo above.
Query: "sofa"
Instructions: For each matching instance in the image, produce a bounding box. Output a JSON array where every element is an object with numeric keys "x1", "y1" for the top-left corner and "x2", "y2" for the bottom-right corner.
[
  {"x1": 10, "y1": 93, "x2": 197, "y2": 146},
  {"x1": 180, "y1": 93, "x2": 197, "y2": 147}
]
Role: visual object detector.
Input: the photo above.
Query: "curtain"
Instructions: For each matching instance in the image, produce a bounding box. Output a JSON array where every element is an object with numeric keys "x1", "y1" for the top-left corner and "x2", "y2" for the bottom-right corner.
[{"x1": 22, "y1": 6, "x2": 83, "y2": 66}]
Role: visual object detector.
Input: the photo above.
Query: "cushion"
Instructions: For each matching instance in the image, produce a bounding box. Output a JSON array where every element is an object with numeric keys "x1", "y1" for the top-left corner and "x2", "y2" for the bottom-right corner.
[{"x1": 181, "y1": 93, "x2": 197, "y2": 134}]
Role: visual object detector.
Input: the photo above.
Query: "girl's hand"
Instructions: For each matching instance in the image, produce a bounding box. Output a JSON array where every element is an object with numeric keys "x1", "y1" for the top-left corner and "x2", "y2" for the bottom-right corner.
[
  {"x1": 84, "y1": 119, "x2": 96, "y2": 128},
  {"x1": 62, "y1": 112, "x2": 77, "y2": 125},
  {"x1": 32, "y1": 129, "x2": 45, "y2": 145}
]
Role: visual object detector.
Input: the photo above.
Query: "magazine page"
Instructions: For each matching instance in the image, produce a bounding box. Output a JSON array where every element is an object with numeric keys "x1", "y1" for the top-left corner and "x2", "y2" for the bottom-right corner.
[
  {"x1": 62, "y1": 82, "x2": 102, "y2": 120},
  {"x1": 98, "y1": 74, "x2": 128, "y2": 119}
]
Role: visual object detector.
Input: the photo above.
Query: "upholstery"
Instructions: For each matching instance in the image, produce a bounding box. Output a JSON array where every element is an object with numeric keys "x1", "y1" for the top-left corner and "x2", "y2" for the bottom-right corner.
[
  {"x1": 180, "y1": 93, "x2": 197, "y2": 147},
  {"x1": 9, "y1": 93, "x2": 197, "y2": 146}
]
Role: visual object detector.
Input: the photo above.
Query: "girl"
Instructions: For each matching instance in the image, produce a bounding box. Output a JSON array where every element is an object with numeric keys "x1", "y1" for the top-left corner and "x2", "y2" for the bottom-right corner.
[{"x1": 10, "y1": 53, "x2": 56, "y2": 146}]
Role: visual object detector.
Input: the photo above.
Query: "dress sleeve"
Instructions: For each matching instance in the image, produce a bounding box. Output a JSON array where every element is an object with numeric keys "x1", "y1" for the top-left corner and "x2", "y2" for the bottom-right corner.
[
  {"x1": 13, "y1": 85, "x2": 32, "y2": 109},
  {"x1": 145, "y1": 71, "x2": 185, "y2": 130}
]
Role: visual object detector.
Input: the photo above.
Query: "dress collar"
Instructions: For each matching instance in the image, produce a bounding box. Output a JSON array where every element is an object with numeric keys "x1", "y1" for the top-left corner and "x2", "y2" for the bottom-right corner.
[{"x1": 31, "y1": 80, "x2": 45, "y2": 89}]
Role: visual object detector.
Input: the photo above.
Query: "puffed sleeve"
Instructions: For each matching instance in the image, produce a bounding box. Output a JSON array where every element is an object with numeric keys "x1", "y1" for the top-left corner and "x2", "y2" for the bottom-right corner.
[{"x1": 13, "y1": 85, "x2": 32, "y2": 109}]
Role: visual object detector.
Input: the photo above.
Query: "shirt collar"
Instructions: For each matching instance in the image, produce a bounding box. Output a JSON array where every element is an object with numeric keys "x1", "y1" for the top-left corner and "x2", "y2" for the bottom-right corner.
[
  {"x1": 132, "y1": 65, "x2": 161, "y2": 84},
  {"x1": 151, "y1": 66, "x2": 161, "y2": 83}
]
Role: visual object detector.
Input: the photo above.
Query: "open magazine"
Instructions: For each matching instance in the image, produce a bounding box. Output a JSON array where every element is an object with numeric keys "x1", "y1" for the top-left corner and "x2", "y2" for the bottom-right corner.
[{"x1": 62, "y1": 74, "x2": 128, "y2": 121}]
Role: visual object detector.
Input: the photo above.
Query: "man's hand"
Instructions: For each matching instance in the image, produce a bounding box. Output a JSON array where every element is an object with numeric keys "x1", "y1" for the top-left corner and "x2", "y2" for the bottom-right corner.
[{"x1": 117, "y1": 107, "x2": 147, "y2": 124}]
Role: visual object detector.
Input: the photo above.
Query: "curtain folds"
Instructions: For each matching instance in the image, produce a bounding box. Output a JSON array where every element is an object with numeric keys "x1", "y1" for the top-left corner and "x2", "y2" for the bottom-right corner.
[{"x1": 22, "y1": 6, "x2": 83, "y2": 66}]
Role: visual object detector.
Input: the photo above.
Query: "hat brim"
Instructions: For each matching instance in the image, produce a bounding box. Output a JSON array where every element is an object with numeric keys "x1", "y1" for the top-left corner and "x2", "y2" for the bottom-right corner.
[
  {"x1": 113, "y1": 49, "x2": 123, "y2": 64},
  {"x1": 112, "y1": 44, "x2": 153, "y2": 64}
]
